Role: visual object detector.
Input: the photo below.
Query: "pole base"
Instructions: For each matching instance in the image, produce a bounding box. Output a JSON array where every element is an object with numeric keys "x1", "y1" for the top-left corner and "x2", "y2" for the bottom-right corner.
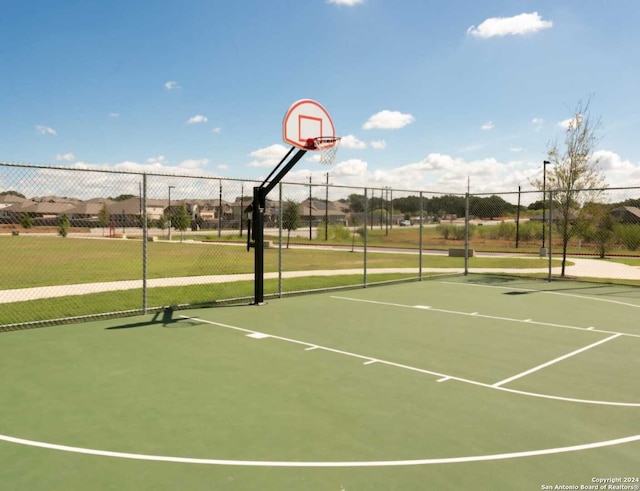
[{"x1": 539, "y1": 247, "x2": 547, "y2": 257}]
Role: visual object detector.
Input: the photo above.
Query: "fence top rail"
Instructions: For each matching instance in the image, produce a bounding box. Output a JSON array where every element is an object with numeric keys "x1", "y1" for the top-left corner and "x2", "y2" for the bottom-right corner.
[
  {"x1": 3, "y1": 162, "x2": 640, "y2": 198},
  {"x1": 469, "y1": 185, "x2": 640, "y2": 197}
]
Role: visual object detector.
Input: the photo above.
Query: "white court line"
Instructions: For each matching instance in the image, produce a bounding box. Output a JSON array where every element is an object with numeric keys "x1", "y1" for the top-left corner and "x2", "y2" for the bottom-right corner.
[
  {"x1": 1, "y1": 432, "x2": 639, "y2": 467},
  {"x1": 330, "y1": 295, "x2": 640, "y2": 339},
  {"x1": 182, "y1": 316, "x2": 472, "y2": 384},
  {"x1": 246, "y1": 332, "x2": 270, "y2": 339},
  {"x1": 363, "y1": 360, "x2": 377, "y2": 365},
  {"x1": 492, "y1": 333, "x2": 623, "y2": 387},
  {"x1": 440, "y1": 281, "x2": 640, "y2": 310},
  {"x1": 182, "y1": 316, "x2": 640, "y2": 407}
]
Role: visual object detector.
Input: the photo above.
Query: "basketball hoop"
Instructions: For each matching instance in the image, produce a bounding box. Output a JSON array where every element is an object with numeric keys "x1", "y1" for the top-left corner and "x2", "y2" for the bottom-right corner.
[{"x1": 307, "y1": 136, "x2": 341, "y2": 165}]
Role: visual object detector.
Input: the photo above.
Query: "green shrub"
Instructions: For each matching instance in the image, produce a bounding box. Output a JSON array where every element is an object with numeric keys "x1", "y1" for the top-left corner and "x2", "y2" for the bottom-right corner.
[
  {"x1": 436, "y1": 223, "x2": 475, "y2": 240},
  {"x1": 58, "y1": 213, "x2": 70, "y2": 238},
  {"x1": 518, "y1": 220, "x2": 542, "y2": 242},
  {"x1": 318, "y1": 223, "x2": 351, "y2": 241},
  {"x1": 614, "y1": 224, "x2": 640, "y2": 251}
]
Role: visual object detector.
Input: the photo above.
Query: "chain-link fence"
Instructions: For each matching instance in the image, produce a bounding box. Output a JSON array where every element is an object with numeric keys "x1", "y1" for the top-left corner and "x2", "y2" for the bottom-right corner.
[{"x1": 2, "y1": 162, "x2": 639, "y2": 330}]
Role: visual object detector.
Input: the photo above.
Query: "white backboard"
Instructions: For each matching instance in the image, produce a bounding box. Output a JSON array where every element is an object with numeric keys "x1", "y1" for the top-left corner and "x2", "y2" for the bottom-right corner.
[{"x1": 282, "y1": 99, "x2": 335, "y2": 150}]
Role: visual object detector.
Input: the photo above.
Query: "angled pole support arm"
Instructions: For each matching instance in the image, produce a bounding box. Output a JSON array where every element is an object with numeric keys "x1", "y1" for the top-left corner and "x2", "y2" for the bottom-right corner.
[{"x1": 252, "y1": 147, "x2": 308, "y2": 305}]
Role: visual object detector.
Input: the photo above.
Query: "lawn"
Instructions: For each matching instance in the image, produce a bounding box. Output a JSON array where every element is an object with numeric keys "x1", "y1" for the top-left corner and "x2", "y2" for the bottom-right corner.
[{"x1": 0, "y1": 235, "x2": 555, "y2": 290}]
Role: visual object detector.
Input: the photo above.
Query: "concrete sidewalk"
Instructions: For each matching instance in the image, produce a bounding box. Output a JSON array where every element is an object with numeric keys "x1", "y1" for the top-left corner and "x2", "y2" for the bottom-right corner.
[{"x1": 1, "y1": 257, "x2": 638, "y2": 304}]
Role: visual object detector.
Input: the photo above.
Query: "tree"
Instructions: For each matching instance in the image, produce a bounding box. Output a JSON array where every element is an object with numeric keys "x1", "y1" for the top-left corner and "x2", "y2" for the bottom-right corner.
[
  {"x1": 577, "y1": 202, "x2": 614, "y2": 258},
  {"x1": 111, "y1": 194, "x2": 135, "y2": 202},
  {"x1": 393, "y1": 195, "x2": 421, "y2": 215},
  {"x1": 539, "y1": 97, "x2": 607, "y2": 276},
  {"x1": 282, "y1": 200, "x2": 301, "y2": 249},
  {"x1": 98, "y1": 203, "x2": 109, "y2": 235},
  {"x1": 348, "y1": 194, "x2": 366, "y2": 213},
  {"x1": 0, "y1": 190, "x2": 26, "y2": 198},
  {"x1": 172, "y1": 204, "x2": 191, "y2": 241},
  {"x1": 20, "y1": 212, "x2": 33, "y2": 229},
  {"x1": 469, "y1": 195, "x2": 514, "y2": 219},
  {"x1": 157, "y1": 214, "x2": 166, "y2": 232},
  {"x1": 58, "y1": 213, "x2": 70, "y2": 237}
]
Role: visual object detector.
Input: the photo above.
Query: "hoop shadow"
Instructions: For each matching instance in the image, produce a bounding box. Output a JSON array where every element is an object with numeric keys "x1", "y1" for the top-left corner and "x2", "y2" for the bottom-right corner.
[{"x1": 106, "y1": 307, "x2": 189, "y2": 330}]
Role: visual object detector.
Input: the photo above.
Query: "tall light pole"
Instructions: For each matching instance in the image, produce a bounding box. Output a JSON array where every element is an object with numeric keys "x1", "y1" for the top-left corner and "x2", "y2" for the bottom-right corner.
[
  {"x1": 168, "y1": 185, "x2": 175, "y2": 241},
  {"x1": 540, "y1": 160, "x2": 550, "y2": 256}
]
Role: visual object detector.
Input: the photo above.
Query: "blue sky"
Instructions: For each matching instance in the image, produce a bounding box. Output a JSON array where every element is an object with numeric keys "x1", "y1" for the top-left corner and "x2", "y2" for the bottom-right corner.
[{"x1": 3, "y1": 0, "x2": 640, "y2": 195}]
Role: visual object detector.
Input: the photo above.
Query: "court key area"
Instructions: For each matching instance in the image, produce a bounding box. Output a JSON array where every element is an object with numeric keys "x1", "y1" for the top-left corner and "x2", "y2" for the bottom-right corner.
[{"x1": 1, "y1": 275, "x2": 639, "y2": 490}]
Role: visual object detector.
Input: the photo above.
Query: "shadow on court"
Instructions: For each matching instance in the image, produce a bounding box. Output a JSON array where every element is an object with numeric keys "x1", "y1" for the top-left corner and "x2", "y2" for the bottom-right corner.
[
  {"x1": 105, "y1": 307, "x2": 198, "y2": 330},
  {"x1": 465, "y1": 274, "x2": 640, "y2": 300}
]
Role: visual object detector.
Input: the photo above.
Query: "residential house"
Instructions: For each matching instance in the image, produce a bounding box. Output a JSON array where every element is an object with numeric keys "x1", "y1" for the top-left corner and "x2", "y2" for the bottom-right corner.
[{"x1": 611, "y1": 206, "x2": 640, "y2": 224}]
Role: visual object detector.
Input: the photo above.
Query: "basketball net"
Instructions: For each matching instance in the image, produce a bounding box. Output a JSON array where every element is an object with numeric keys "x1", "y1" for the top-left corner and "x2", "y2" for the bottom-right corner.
[{"x1": 312, "y1": 136, "x2": 341, "y2": 166}]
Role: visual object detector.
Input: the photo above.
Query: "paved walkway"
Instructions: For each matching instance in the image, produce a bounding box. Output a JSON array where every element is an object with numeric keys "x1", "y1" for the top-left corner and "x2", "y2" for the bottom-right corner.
[{"x1": 1, "y1": 257, "x2": 638, "y2": 304}]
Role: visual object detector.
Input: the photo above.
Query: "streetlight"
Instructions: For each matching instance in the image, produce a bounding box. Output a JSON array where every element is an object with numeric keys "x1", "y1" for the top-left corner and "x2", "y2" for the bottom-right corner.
[
  {"x1": 168, "y1": 185, "x2": 175, "y2": 241},
  {"x1": 540, "y1": 160, "x2": 550, "y2": 257}
]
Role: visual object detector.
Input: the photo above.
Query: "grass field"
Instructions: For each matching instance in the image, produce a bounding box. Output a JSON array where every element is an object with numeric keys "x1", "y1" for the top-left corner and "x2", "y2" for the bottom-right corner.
[
  {"x1": 1, "y1": 277, "x2": 639, "y2": 490},
  {"x1": 1, "y1": 235, "x2": 558, "y2": 290}
]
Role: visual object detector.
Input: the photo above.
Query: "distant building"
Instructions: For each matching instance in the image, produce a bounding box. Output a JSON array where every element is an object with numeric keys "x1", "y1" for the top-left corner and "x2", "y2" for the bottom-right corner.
[{"x1": 611, "y1": 206, "x2": 640, "y2": 224}]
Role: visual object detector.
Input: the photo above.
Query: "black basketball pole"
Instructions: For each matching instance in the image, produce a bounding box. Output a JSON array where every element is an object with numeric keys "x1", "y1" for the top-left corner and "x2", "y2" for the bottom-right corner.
[{"x1": 252, "y1": 147, "x2": 308, "y2": 305}]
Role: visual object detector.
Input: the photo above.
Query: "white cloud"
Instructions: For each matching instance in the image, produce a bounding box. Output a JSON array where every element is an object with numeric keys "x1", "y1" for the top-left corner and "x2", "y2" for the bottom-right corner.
[
  {"x1": 532, "y1": 117, "x2": 544, "y2": 131},
  {"x1": 179, "y1": 159, "x2": 209, "y2": 170},
  {"x1": 467, "y1": 12, "x2": 552, "y2": 39},
  {"x1": 340, "y1": 134, "x2": 367, "y2": 149},
  {"x1": 327, "y1": 0, "x2": 364, "y2": 5},
  {"x1": 332, "y1": 159, "x2": 368, "y2": 176},
  {"x1": 370, "y1": 140, "x2": 386, "y2": 150},
  {"x1": 363, "y1": 110, "x2": 415, "y2": 130},
  {"x1": 591, "y1": 150, "x2": 640, "y2": 187},
  {"x1": 186, "y1": 115, "x2": 208, "y2": 124},
  {"x1": 212, "y1": 127, "x2": 222, "y2": 134},
  {"x1": 300, "y1": 152, "x2": 543, "y2": 196},
  {"x1": 481, "y1": 121, "x2": 495, "y2": 131},
  {"x1": 164, "y1": 81, "x2": 180, "y2": 90},
  {"x1": 55, "y1": 152, "x2": 75, "y2": 161},
  {"x1": 217, "y1": 164, "x2": 229, "y2": 170},
  {"x1": 558, "y1": 114, "x2": 583, "y2": 130},
  {"x1": 510, "y1": 147, "x2": 525, "y2": 153},
  {"x1": 36, "y1": 125, "x2": 57, "y2": 136},
  {"x1": 109, "y1": 112, "x2": 120, "y2": 118},
  {"x1": 249, "y1": 144, "x2": 289, "y2": 167},
  {"x1": 147, "y1": 156, "x2": 167, "y2": 165}
]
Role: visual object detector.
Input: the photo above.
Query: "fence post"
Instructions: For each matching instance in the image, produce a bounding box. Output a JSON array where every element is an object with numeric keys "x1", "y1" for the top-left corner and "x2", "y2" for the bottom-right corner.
[
  {"x1": 364, "y1": 187, "x2": 368, "y2": 287},
  {"x1": 419, "y1": 191, "x2": 423, "y2": 280},
  {"x1": 464, "y1": 192, "x2": 470, "y2": 275},
  {"x1": 325, "y1": 173, "x2": 329, "y2": 241},
  {"x1": 309, "y1": 175, "x2": 313, "y2": 240},
  {"x1": 516, "y1": 185, "x2": 521, "y2": 249},
  {"x1": 278, "y1": 183, "x2": 283, "y2": 298},
  {"x1": 218, "y1": 179, "x2": 222, "y2": 239},
  {"x1": 548, "y1": 190, "x2": 553, "y2": 281},
  {"x1": 142, "y1": 174, "x2": 148, "y2": 314}
]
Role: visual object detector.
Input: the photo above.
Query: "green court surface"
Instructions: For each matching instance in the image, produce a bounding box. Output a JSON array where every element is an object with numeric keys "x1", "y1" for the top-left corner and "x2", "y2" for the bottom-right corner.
[{"x1": 1, "y1": 276, "x2": 639, "y2": 490}]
